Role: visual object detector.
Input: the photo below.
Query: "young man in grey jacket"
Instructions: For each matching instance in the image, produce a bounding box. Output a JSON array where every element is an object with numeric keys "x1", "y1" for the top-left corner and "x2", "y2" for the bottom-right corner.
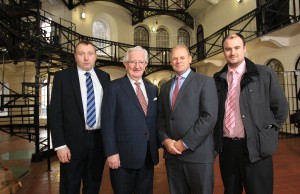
[{"x1": 214, "y1": 33, "x2": 288, "y2": 194}]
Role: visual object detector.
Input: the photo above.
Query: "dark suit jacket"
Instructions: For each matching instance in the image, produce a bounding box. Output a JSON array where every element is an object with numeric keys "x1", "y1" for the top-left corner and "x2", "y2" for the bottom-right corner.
[
  {"x1": 101, "y1": 75, "x2": 159, "y2": 169},
  {"x1": 158, "y1": 70, "x2": 218, "y2": 163},
  {"x1": 49, "y1": 66, "x2": 110, "y2": 159}
]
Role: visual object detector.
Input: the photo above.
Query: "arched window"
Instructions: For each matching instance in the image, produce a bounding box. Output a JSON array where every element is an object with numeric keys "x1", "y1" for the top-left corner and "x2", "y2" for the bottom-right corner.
[
  {"x1": 178, "y1": 28, "x2": 190, "y2": 47},
  {"x1": 155, "y1": 28, "x2": 169, "y2": 65},
  {"x1": 266, "y1": 58, "x2": 284, "y2": 86},
  {"x1": 294, "y1": 56, "x2": 300, "y2": 99},
  {"x1": 134, "y1": 26, "x2": 149, "y2": 48},
  {"x1": 92, "y1": 20, "x2": 111, "y2": 56},
  {"x1": 197, "y1": 24, "x2": 205, "y2": 60},
  {"x1": 296, "y1": 56, "x2": 300, "y2": 70},
  {"x1": 41, "y1": 19, "x2": 52, "y2": 43},
  {"x1": 156, "y1": 28, "x2": 169, "y2": 48},
  {"x1": 266, "y1": 59, "x2": 284, "y2": 72}
]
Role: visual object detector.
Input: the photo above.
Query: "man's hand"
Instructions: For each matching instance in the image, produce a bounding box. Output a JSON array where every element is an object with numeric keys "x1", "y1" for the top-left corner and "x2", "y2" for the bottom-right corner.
[
  {"x1": 57, "y1": 147, "x2": 71, "y2": 163},
  {"x1": 163, "y1": 138, "x2": 182, "y2": 155},
  {"x1": 107, "y1": 154, "x2": 121, "y2": 169},
  {"x1": 174, "y1": 139, "x2": 187, "y2": 153}
]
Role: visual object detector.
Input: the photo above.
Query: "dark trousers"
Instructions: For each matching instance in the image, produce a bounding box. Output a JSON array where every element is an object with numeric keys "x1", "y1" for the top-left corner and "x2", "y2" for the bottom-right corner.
[
  {"x1": 165, "y1": 158, "x2": 214, "y2": 194},
  {"x1": 59, "y1": 132, "x2": 106, "y2": 194},
  {"x1": 110, "y1": 144, "x2": 154, "y2": 194},
  {"x1": 219, "y1": 138, "x2": 273, "y2": 194}
]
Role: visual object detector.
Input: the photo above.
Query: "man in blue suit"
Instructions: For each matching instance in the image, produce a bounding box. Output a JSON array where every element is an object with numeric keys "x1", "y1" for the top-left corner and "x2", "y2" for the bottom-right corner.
[{"x1": 101, "y1": 46, "x2": 159, "y2": 194}]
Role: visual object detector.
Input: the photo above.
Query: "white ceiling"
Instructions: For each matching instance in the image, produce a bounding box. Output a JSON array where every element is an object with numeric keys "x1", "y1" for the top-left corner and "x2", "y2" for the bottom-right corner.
[{"x1": 187, "y1": 0, "x2": 220, "y2": 18}]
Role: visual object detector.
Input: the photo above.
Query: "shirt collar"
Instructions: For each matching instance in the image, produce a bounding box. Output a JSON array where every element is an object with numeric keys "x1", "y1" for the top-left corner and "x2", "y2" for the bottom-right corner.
[
  {"x1": 228, "y1": 60, "x2": 246, "y2": 76},
  {"x1": 176, "y1": 68, "x2": 191, "y2": 79},
  {"x1": 127, "y1": 74, "x2": 144, "y2": 86},
  {"x1": 77, "y1": 66, "x2": 95, "y2": 76}
]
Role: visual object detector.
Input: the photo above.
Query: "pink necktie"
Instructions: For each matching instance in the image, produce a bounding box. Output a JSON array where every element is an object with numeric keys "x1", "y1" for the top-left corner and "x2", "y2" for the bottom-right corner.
[
  {"x1": 135, "y1": 82, "x2": 147, "y2": 116},
  {"x1": 171, "y1": 75, "x2": 182, "y2": 110},
  {"x1": 225, "y1": 70, "x2": 238, "y2": 131}
]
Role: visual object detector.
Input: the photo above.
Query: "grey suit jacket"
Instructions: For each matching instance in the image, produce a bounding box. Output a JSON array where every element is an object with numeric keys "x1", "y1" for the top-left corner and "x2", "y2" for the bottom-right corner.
[{"x1": 158, "y1": 70, "x2": 218, "y2": 163}]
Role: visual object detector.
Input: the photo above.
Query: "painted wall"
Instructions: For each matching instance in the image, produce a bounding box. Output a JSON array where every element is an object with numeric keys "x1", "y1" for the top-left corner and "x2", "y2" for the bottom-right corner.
[
  {"x1": 31, "y1": 0, "x2": 300, "y2": 80},
  {"x1": 197, "y1": 0, "x2": 256, "y2": 38}
]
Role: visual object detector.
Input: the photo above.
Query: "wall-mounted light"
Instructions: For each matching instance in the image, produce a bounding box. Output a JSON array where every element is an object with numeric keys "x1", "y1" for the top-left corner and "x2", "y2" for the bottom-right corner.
[
  {"x1": 237, "y1": 0, "x2": 242, "y2": 3},
  {"x1": 81, "y1": 11, "x2": 86, "y2": 19},
  {"x1": 153, "y1": 79, "x2": 157, "y2": 85},
  {"x1": 151, "y1": 20, "x2": 158, "y2": 32},
  {"x1": 151, "y1": 26, "x2": 156, "y2": 32},
  {"x1": 81, "y1": 3, "x2": 86, "y2": 19}
]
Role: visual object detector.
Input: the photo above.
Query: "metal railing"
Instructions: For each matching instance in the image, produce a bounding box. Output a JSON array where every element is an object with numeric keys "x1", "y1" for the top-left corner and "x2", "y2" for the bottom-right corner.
[
  {"x1": 280, "y1": 71, "x2": 300, "y2": 138},
  {"x1": 0, "y1": 0, "x2": 299, "y2": 69}
]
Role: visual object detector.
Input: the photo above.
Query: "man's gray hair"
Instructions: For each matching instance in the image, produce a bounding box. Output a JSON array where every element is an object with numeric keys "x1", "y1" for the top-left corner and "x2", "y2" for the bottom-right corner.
[{"x1": 123, "y1": 46, "x2": 149, "y2": 63}]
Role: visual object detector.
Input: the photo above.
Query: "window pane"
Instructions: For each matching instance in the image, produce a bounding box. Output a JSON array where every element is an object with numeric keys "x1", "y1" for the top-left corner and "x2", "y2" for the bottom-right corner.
[
  {"x1": 156, "y1": 28, "x2": 169, "y2": 48},
  {"x1": 134, "y1": 26, "x2": 149, "y2": 47},
  {"x1": 92, "y1": 21, "x2": 110, "y2": 56},
  {"x1": 178, "y1": 28, "x2": 190, "y2": 47}
]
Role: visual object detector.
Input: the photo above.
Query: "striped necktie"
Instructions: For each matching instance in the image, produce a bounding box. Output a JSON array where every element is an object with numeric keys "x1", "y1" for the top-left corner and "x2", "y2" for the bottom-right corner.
[
  {"x1": 85, "y1": 72, "x2": 96, "y2": 128},
  {"x1": 135, "y1": 81, "x2": 147, "y2": 116},
  {"x1": 224, "y1": 70, "x2": 238, "y2": 131},
  {"x1": 171, "y1": 75, "x2": 182, "y2": 110}
]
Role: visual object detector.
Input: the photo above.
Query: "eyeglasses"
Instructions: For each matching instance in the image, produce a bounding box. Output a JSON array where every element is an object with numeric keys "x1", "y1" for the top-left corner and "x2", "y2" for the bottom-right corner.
[{"x1": 127, "y1": 60, "x2": 147, "y2": 65}]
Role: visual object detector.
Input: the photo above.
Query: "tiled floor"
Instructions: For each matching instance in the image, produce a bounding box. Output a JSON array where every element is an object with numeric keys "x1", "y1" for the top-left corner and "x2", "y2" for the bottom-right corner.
[{"x1": 0, "y1": 131, "x2": 299, "y2": 194}]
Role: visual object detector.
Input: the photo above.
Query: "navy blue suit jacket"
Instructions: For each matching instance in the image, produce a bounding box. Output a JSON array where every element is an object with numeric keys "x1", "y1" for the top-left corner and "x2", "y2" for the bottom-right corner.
[{"x1": 101, "y1": 75, "x2": 159, "y2": 169}]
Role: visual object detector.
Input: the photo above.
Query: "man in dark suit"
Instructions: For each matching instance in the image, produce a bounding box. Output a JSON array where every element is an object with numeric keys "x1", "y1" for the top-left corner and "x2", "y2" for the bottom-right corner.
[
  {"x1": 49, "y1": 40, "x2": 110, "y2": 194},
  {"x1": 158, "y1": 45, "x2": 218, "y2": 194},
  {"x1": 101, "y1": 46, "x2": 159, "y2": 194}
]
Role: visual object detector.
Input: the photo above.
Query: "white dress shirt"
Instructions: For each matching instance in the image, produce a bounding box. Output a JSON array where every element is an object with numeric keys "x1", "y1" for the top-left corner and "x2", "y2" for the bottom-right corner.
[{"x1": 78, "y1": 67, "x2": 103, "y2": 130}]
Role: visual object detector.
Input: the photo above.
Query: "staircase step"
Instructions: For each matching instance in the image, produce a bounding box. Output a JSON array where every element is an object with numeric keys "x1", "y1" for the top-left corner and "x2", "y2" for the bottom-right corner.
[
  {"x1": 0, "y1": 114, "x2": 35, "y2": 118},
  {"x1": 3, "y1": 104, "x2": 36, "y2": 108}
]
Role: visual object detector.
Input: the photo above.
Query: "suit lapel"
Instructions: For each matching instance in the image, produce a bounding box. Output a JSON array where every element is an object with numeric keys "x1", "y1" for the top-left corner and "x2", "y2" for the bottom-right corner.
[
  {"x1": 165, "y1": 80, "x2": 173, "y2": 111},
  {"x1": 70, "y1": 67, "x2": 84, "y2": 117},
  {"x1": 144, "y1": 80, "x2": 155, "y2": 116},
  {"x1": 121, "y1": 76, "x2": 146, "y2": 116},
  {"x1": 94, "y1": 68, "x2": 106, "y2": 86}
]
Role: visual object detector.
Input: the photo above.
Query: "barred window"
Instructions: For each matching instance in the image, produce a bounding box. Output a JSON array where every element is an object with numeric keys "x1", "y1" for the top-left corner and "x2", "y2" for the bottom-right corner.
[
  {"x1": 156, "y1": 28, "x2": 169, "y2": 48},
  {"x1": 178, "y1": 28, "x2": 190, "y2": 47},
  {"x1": 134, "y1": 26, "x2": 149, "y2": 48},
  {"x1": 92, "y1": 20, "x2": 111, "y2": 55}
]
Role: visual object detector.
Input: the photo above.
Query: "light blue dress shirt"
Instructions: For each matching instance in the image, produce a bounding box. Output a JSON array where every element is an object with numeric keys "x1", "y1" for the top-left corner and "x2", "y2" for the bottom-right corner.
[
  {"x1": 169, "y1": 68, "x2": 191, "y2": 106},
  {"x1": 169, "y1": 68, "x2": 191, "y2": 149}
]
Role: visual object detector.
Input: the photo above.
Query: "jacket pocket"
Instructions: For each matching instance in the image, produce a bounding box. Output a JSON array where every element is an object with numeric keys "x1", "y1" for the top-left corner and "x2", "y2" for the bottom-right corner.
[{"x1": 258, "y1": 125, "x2": 279, "y2": 158}]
